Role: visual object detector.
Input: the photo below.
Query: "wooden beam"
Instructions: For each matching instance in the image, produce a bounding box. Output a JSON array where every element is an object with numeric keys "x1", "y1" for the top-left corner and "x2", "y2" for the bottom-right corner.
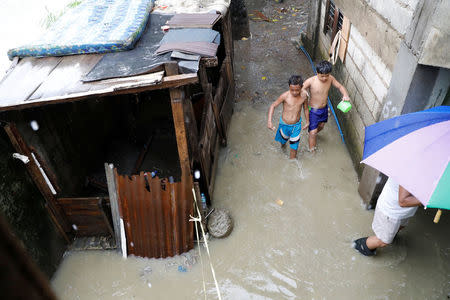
[
  {"x1": 208, "y1": 136, "x2": 221, "y2": 197},
  {"x1": 182, "y1": 92, "x2": 200, "y2": 169},
  {"x1": 198, "y1": 62, "x2": 209, "y2": 91},
  {"x1": 222, "y1": 11, "x2": 234, "y2": 64},
  {"x1": 105, "y1": 163, "x2": 122, "y2": 252},
  {"x1": 200, "y1": 56, "x2": 218, "y2": 68},
  {"x1": 211, "y1": 77, "x2": 227, "y2": 145},
  {"x1": 98, "y1": 198, "x2": 115, "y2": 238},
  {"x1": 165, "y1": 64, "x2": 191, "y2": 177},
  {"x1": 0, "y1": 73, "x2": 198, "y2": 113},
  {"x1": 3, "y1": 123, "x2": 71, "y2": 243}
]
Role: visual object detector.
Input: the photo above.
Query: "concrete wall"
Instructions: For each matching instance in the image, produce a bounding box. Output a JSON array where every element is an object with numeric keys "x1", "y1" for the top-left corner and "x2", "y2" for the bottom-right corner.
[
  {"x1": 312, "y1": 0, "x2": 399, "y2": 174},
  {"x1": 333, "y1": 0, "x2": 405, "y2": 70},
  {"x1": 305, "y1": 0, "x2": 449, "y2": 201},
  {"x1": 0, "y1": 129, "x2": 66, "y2": 277},
  {"x1": 415, "y1": 0, "x2": 450, "y2": 69},
  {"x1": 363, "y1": 0, "x2": 418, "y2": 35}
]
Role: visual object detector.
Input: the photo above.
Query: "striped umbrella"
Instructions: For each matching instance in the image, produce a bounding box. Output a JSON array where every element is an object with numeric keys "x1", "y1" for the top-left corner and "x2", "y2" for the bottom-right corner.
[{"x1": 361, "y1": 106, "x2": 450, "y2": 213}]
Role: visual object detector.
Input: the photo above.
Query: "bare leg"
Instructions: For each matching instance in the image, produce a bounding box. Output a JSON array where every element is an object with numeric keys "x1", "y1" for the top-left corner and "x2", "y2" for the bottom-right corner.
[
  {"x1": 308, "y1": 129, "x2": 318, "y2": 151},
  {"x1": 366, "y1": 235, "x2": 388, "y2": 250},
  {"x1": 317, "y1": 122, "x2": 325, "y2": 133},
  {"x1": 289, "y1": 149, "x2": 297, "y2": 159}
]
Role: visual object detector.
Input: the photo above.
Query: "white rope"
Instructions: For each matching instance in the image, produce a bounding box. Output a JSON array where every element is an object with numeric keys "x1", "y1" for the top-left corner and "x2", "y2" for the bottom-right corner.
[
  {"x1": 191, "y1": 188, "x2": 222, "y2": 300},
  {"x1": 189, "y1": 213, "x2": 207, "y2": 300}
]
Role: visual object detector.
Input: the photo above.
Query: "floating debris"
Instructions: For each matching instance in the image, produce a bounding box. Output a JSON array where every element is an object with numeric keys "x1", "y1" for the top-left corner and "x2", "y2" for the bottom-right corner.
[{"x1": 253, "y1": 10, "x2": 272, "y2": 22}]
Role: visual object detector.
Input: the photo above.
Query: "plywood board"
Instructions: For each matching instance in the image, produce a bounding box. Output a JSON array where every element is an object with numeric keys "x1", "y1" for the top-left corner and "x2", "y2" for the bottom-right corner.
[
  {"x1": 156, "y1": 41, "x2": 218, "y2": 57},
  {"x1": 339, "y1": 17, "x2": 351, "y2": 62},
  {"x1": 167, "y1": 13, "x2": 221, "y2": 28},
  {"x1": 0, "y1": 57, "x2": 62, "y2": 106},
  {"x1": 29, "y1": 54, "x2": 103, "y2": 101}
]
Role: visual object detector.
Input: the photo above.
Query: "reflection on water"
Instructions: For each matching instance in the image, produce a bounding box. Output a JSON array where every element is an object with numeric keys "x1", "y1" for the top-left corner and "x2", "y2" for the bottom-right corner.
[{"x1": 52, "y1": 100, "x2": 450, "y2": 299}]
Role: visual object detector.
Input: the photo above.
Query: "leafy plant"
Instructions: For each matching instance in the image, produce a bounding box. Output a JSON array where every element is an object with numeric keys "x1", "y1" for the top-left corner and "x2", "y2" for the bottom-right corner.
[{"x1": 41, "y1": 0, "x2": 83, "y2": 29}]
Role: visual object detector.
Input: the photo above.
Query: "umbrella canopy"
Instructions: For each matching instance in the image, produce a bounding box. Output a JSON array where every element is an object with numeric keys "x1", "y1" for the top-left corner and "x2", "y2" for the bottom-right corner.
[{"x1": 361, "y1": 106, "x2": 450, "y2": 210}]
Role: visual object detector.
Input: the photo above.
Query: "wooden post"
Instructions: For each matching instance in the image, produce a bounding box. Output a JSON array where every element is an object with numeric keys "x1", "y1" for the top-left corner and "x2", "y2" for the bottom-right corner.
[
  {"x1": 222, "y1": 11, "x2": 234, "y2": 66},
  {"x1": 211, "y1": 78, "x2": 226, "y2": 145},
  {"x1": 165, "y1": 63, "x2": 191, "y2": 178},
  {"x1": 105, "y1": 163, "x2": 122, "y2": 253},
  {"x1": 165, "y1": 63, "x2": 194, "y2": 253},
  {"x1": 3, "y1": 123, "x2": 71, "y2": 243},
  {"x1": 182, "y1": 91, "x2": 200, "y2": 168},
  {"x1": 198, "y1": 61, "x2": 209, "y2": 92}
]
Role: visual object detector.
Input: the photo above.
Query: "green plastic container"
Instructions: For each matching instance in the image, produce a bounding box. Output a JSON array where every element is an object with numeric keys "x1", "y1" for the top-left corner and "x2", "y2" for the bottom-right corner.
[{"x1": 337, "y1": 100, "x2": 352, "y2": 113}]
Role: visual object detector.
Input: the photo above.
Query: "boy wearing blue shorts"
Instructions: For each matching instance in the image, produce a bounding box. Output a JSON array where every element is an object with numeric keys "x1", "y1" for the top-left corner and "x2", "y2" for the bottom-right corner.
[
  {"x1": 267, "y1": 75, "x2": 309, "y2": 159},
  {"x1": 302, "y1": 61, "x2": 350, "y2": 151}
]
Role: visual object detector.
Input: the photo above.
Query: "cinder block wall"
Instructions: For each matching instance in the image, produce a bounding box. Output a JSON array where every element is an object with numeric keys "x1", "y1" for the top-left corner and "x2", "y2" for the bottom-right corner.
[{"x1": 309, "y1": 0, "x2": 418, "y2": 175}]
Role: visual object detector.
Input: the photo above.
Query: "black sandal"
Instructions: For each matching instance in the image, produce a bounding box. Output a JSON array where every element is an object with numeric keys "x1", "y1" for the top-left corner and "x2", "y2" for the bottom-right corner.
[{"x1": 353, "y1": 237, "x2": 376, "y2": 256}]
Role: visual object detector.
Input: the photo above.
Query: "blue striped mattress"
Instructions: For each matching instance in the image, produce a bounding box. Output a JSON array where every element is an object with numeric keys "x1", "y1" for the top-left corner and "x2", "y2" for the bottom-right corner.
[{"x1": 7, "y1": 0, "x2": 154, "y2": 60}]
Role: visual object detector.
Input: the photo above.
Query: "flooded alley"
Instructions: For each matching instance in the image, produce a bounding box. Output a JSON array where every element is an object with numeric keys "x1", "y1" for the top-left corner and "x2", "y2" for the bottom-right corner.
[{"x1": 50, "y1": 0, "x2": 450, "y2": 299}]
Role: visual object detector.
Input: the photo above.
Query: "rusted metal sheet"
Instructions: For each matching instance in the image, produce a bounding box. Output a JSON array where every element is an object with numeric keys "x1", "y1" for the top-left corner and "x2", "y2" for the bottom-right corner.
[{"x1": 115, "y1": 170, "x2": 193, "y2": 258}]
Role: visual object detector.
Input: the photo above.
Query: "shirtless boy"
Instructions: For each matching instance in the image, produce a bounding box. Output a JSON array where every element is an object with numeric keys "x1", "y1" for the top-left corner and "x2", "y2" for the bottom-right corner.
[
  {"x1": 267, "y1": 75, "x2": 309, "y2": 159},
  {"x1": 302, "y1": 61, "x2": 350, "y2": 151}
]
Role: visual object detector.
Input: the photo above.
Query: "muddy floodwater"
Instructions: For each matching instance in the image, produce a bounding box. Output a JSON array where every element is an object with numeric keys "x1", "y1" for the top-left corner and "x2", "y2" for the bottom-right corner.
[
  {"x1": 51, "y1": 0, "x2": 450, "y2": 298},
  {"x1": 50, "y1": 100, "x2": 450, "y2": 299}
]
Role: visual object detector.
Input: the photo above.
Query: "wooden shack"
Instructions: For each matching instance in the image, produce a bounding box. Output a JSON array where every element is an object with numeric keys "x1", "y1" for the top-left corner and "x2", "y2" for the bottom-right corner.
[{"x1": 0, "y1": 11, "x2": 235, "y2": 259}]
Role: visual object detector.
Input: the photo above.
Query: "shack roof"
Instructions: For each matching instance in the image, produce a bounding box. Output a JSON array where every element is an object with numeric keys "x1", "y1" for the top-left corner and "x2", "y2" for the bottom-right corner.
[
  {"x1": 0, "y1": 10, "x2": 225, "y2": 113},
  {"x1": 0, "y1": 54, "x2": 199, "y2": 112}
]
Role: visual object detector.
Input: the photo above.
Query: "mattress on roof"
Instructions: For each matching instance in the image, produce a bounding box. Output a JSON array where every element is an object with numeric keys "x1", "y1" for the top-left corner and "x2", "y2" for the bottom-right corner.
[{"x1": 7, "y1": 0, "x2": 154, "y2": 60}]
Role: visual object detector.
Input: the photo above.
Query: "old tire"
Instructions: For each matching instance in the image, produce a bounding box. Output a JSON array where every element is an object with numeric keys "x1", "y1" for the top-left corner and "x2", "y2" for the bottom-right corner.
[{"x1": 207, "y1": 209, "x2": 233, "y2": 238}]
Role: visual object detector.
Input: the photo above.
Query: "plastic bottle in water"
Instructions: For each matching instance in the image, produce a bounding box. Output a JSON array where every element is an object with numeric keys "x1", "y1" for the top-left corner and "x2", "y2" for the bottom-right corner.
[{"x1": 200, "y1": 193, "x2": 207, "y2": 211}]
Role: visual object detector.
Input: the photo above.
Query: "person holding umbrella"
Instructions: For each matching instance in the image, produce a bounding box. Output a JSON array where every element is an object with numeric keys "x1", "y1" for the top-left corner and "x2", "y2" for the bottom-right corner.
[
  {"x1": 353, "y1": 106, "x2": 450, "y2": 256},
  {"x1": 353, "y1": 177, "x2": 421, "y2": 256}
]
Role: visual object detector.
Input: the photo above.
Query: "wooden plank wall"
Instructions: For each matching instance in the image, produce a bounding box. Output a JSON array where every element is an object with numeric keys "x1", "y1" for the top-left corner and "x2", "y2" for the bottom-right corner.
[
  {"x1": 198, "y1": 58, "x2": 235, "y2": 195},
  {"x1": 56, "y1": 197, "x2": 113, "y2": 237},
  {"x1": 115, "y1": 170, "x2": 194, "y2": 258}
]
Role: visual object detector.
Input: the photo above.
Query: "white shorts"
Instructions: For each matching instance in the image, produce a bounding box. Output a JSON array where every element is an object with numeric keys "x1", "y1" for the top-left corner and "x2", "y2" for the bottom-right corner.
[{"x1": 372, "y1": 208, "x2": 409, "y2": 244}]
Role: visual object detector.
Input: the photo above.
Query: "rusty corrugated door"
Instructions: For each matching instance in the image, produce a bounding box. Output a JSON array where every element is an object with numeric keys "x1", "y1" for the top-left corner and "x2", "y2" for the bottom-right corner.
[{"x1": 114, "y1": 169, "x2": 193, "y2": 258}]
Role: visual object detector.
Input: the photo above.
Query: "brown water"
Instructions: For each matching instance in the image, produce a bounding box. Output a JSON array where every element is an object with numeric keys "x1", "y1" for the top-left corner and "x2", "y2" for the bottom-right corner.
[{"x1": 51, "y1": 0, "x2": 450, "y2": 298}]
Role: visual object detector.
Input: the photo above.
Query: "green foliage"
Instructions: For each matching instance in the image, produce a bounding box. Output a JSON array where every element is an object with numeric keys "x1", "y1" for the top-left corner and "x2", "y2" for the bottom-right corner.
[{"x1": 41, "y1": 0, "x2": 83, "y2": 29}]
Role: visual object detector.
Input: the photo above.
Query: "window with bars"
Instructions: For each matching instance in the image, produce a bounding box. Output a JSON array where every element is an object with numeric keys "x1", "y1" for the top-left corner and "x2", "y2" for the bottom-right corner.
[{"x1": 323, "y1": 0, "x2": 343, "y2": 40}]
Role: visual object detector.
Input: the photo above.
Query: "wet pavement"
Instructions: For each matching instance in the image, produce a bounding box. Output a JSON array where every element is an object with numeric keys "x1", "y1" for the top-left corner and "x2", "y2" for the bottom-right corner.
[{"x1": 51, "y1": 0, "x2": 450, "y2": 299}]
